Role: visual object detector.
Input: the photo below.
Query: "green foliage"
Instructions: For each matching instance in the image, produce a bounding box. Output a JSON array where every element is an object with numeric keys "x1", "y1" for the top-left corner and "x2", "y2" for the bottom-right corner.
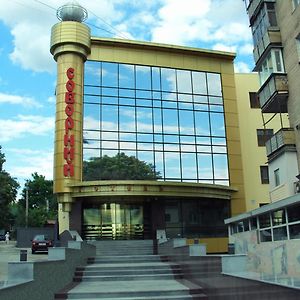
[
  {"x1": 15, "y1": 173, "x2": 57, "y2": 227},
  {"x1": 83, "y1": 152, "x2": 161, "y2": 181},
  {"x1": 0, "y1": 146, "x2": 19, "y2": 229}
]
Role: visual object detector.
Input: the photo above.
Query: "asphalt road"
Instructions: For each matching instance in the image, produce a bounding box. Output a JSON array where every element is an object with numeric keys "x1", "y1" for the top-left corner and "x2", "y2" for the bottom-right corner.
[{"x1": 0, "y1": 241, "x2": 48, "y2": 283}]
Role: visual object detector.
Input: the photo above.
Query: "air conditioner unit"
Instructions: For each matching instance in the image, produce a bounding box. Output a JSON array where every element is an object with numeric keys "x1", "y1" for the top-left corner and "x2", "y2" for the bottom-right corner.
[{"x1": 294, "y1": 181, "x2": 300, "y2": 194}]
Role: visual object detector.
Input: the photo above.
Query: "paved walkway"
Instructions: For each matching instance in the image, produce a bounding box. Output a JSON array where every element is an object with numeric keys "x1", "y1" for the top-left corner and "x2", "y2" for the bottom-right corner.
[{"x1": 0, "y1": 241, "x2": 47, "y2": 283}]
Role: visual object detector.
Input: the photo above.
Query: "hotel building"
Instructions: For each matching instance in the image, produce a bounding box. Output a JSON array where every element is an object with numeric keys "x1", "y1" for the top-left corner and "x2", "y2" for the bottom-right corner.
[{"x1": 50, "y1": 4, "x2": 275, "y2": 253}]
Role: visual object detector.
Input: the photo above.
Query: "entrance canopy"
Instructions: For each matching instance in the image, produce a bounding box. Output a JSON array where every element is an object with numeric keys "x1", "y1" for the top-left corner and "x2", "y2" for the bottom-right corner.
[{"x1": 69, "y1": 180, "x2": 236, "y2": 200}]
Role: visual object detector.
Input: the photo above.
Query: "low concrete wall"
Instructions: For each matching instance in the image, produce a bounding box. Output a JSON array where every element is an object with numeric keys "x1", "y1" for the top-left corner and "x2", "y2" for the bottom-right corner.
[
  {"x1": 158, "y1": 239, "x2": 300, "y2": 299},
  {"x1": 158, "y1": 239, "x2": 206, "y2": 257},
  {"x1": 0, "y1": 241, "x2": 95, "y2": 300},
  {"x1": 231, "y1": 230, "x2": 300, "y2": 278}
]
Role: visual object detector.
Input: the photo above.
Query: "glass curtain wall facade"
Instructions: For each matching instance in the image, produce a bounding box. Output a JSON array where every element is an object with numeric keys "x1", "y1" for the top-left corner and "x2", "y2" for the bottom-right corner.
[{"x1": 83, "y1": 61, "x2": 229, "y2": 185}]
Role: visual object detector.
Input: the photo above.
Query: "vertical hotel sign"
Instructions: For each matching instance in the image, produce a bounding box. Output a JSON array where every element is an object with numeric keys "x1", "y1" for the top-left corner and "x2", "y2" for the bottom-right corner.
[{"x1": 64, "y1": 67, "x2": 75, "y2": 177}]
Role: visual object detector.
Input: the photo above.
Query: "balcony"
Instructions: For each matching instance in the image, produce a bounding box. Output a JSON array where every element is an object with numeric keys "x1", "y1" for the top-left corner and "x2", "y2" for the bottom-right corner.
[
  {"x1": 253, "y1": 29, "x2": 281, "y2": 63},
  {"x1": 266, "y1": 128, "x2": 296, "y2": 158},
  {"x1": 258, "y1": 73, "x2": 288, "y2": 113},
  {"x1": 247, "y1": 0, "x2": 276, "y2": 23}
]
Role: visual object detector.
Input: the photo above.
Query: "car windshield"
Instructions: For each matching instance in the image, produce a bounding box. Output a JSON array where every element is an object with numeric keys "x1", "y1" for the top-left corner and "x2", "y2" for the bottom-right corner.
[{"x1": 33, "y1": 235, "x2": 48, "y2": 241}]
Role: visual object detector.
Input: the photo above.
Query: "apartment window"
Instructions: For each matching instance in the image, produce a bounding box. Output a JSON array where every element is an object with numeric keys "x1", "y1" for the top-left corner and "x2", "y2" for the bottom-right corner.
[
  {"x1": 258, "y1": 49, "x2": 285, "y2": 85},
  {"x1": 252, "y1": 3, "x2": 277, "y2": 47},
  {"x1": 293, "y1": 0, "x2": 300, "y2": 10},
  {"x1": 296, "y1": 35, "x2": 300, "y2": 61},
  {"x1": 272, "y1": 209, "x2": 286, "y2": 226},
  {"x1": 249, "y1": 92, "x2": 260, "y2": 108},
  {"x1": 260, "y1": 166, "x2": 269, "y2": 184},
  {"x1": 230, "y1": 203, "x2": 300, "y2": 242},
  {"x1": 250, "y1": 217, "x2": 257, "y2": 230},
  {"x1": 256, "y1": 129, "x2": 273, "y2": 146},
  {"x1": 259, "y1": 213, "x2": 271, "y2": 228},
  {"x1": 274, "y1": 168, "x2": 280, "y2": 186}
]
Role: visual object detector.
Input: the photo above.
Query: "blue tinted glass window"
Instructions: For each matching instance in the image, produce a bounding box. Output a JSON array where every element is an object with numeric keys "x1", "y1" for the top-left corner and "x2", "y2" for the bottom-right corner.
[{"x1": 83, "y1": 61, "x2": 229, "y2": 184}]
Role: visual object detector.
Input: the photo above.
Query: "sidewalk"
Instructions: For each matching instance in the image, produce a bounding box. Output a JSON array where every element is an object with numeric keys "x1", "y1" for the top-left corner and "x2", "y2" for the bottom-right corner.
[{"x1": 0, "y1": 241, "x2": 47, "y2": 283}]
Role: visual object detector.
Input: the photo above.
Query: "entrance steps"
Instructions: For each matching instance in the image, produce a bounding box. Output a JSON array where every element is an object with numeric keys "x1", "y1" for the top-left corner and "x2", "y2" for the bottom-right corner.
[
  {"x1": 55, "y1": 241, "x2": 207, "y2": 299},
  {"x1": 89, "y1": 239, "x2": 154, "y2": 256}
]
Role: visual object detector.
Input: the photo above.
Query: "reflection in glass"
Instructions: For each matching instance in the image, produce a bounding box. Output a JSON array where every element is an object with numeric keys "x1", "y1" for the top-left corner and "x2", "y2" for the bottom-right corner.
[
  {"x1": 260, "y1": 229, "x2": 272, "y2": 242},
  {"x1": 192, "y1": 71, "x2": 207, "y2": 94},
  {"x1": 84, "y1": 61, "x2": 229, "y2": 184},
  {"x1": 195, "y1": 112, "x2": 210, "y2": 135},
  {"x1": 213, "y1": 154, "x2": 229, "y2": 181},
  {"x1": 165, "y1": 152, "x2": 181, "y2": 179},
  {"x1": 179, "y1": 110, "x2": 194, "y2": 134},
  {"x1": 210, "y1": 113, "x2": 225, "y2": 136},
  {"x1": 102, "y1": 62, "x2": 118, "y2": 87},
  {"x1": 136, "y1": 90, "x2": 151, "y2": 99},
  {"x1": 161, "y1": 68, "x2": 176, "y2": 92},
  {"x1": 85, "y1": 61, "x2": 101, "y2": 86},
  {"x1": 207, "y1": 73, "x2": 222, "y2": 96},
  {"x1": 177, "y1": 70, "x2": 192, "y2": 93},
  {"x1": 119, "y1": 89, "x2": 135, "y2": 98},
  {"x1": 119, "y1": 64, "x2": 134, "y2": 88},
  {"x1": 273, "y1": 227, "x2": 287, "y2": 241},
  {"x1": 85, "y1": 86, "x2": 100, "y2": 97},
  {"x1": 163, "y1": 109, "x2": 178, "y2": 134},
  {"x1": 259, "y1": 213, "x2": 271, "y2": 228},
  {"x1": 136, "y1": 66, "x2": 151, "y2": 90},
  {"x1": 289, "y1": 223, "x2": 300, "y2": 239},
  {"x1": 102, "y1": 105, "x2": 118, "y2": 131},
  {"x1": 198, "y1": 154, "x2": 213, "y2": 179},
  {"x1": 152, "y1": 67, "x2": 161, "y2": 90},
  {"x1": 84, "y1": 103, "x2": 100, "y2": 129},
  {"x1": 155, "y1": 151, "x2": 164, "y2": 177},
  {"x1": 181, "y1": 153, "x2": 197, "y2": 180},
  {"x1": 120, "y1": 107, "x2": 135, "y2": 131}
]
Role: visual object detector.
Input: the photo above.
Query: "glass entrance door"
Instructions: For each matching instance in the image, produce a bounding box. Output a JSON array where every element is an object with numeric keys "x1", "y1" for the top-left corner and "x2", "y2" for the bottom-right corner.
[{"x1": 83, "y1": 203, "x2": 149, "y2": 240}]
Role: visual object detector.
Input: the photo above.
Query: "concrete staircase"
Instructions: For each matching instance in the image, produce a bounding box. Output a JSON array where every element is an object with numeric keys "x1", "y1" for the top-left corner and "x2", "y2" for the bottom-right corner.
[{"x1": 55, "y1": 240, "x2": 207, "y2": 299}]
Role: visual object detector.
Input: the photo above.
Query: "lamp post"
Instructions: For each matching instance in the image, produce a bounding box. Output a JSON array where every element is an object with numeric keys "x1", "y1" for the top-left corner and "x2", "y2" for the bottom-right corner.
[{"x1": 25, "y1": 187, "x2": 29, "y2": 228}]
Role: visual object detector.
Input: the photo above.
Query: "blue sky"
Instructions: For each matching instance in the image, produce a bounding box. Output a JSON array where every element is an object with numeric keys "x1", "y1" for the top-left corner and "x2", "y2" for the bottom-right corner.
[{"x1": 0, "y1": 0, "x2": 254, "y2": 192}]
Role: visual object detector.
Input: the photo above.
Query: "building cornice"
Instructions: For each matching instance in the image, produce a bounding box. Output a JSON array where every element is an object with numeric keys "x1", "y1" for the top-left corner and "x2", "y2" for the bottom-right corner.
[{"x1": 90, "y1": 37, "x2": 236, "y2": 61}]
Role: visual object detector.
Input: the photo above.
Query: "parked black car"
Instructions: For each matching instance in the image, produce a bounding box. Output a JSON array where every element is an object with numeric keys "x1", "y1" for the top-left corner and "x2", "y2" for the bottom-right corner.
[{"x1": 31, "y1": 235, "x2": 53, "y2": 254}]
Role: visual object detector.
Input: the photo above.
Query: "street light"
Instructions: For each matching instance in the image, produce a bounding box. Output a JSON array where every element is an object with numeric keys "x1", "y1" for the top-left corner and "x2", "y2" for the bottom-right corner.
[{"x1": 25, "y1": 187, "x2": 29, "y2": 228}]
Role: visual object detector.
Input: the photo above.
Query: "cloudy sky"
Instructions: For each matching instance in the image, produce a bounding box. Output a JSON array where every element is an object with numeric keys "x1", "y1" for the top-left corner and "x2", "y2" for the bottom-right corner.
[{"x1": 0, "y1": 0, "x2": 253, "y2": 191}]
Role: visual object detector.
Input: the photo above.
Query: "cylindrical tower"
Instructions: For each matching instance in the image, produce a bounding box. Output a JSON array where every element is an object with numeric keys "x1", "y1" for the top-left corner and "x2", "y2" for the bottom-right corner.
[{"x1": 50, "y1": 2, "x2": 90, "y2": 232}]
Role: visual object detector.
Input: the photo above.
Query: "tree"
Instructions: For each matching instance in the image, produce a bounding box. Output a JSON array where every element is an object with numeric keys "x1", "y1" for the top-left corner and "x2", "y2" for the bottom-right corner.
[
  {"x1": 83, "y1": 152, "x2": 161, "y2": 181},
  {"x1": 15, "y1": 173, "x2": 57, "y2": 227},
  {"x1": 0, "y1": 146, "x2": 19, "y2": 229}
]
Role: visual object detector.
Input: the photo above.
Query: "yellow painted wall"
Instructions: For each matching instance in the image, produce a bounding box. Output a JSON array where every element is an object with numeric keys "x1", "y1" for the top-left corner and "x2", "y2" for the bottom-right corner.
[{"x1": 234, "y1": 73, "x2": 289, "y2": 211}]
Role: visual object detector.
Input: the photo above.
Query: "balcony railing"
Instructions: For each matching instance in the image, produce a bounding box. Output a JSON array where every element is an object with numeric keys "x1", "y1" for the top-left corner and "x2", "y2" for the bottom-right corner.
[
  {"x1": 258, "y1": 73, "x2": 288, "y2": 113},
  {"x1": 266, "y1": 128, "x2": 296, "y2": 157},
  {"x1": 253, "y1": 29, "x2": 281, "y2": 63},
  {"x1": 247, "y1": 0, "x2": 276, "y2": 23}
]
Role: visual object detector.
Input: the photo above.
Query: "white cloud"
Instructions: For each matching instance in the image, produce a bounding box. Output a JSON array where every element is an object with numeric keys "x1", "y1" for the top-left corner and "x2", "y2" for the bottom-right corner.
[
  {"x1": 8, "y1": 148, "x2": 54, "y2": 180},
  {"x1": 10, "y1": 23, "x2": 55, "y2": 73},
  {"x1": 213, "y1": 44, "x2": 237, "y2": 53},
  {"x1": 0, "y1": 93, "x2": 42, "y2": 107},
  {"x1": 150, "y1": 0, "x2": 251, "y2": 46},
  {"x1": 0, "y1": 0, "x2": 252, "y2": 73},
  {"x1": 234, "y1": 62, "x2": 251, "y2": 73},
  {"x1": 0, "y1": 0, "x2": 125, "y2": 73},
  {"x1": 239, "y1": 43, "x2": 253, "y2": 56},
  {"x1": 0, "y1": 115, "x2": 54, "y2": 142},
  {"x1": 47, "y1": 96, "x2": 56, "y2": 103}
]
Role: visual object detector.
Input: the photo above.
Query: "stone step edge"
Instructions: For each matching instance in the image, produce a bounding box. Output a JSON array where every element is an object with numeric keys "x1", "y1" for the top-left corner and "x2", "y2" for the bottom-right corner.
[{"x1": 55, "y1": 287, "x2": 205, "y2": 299}]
